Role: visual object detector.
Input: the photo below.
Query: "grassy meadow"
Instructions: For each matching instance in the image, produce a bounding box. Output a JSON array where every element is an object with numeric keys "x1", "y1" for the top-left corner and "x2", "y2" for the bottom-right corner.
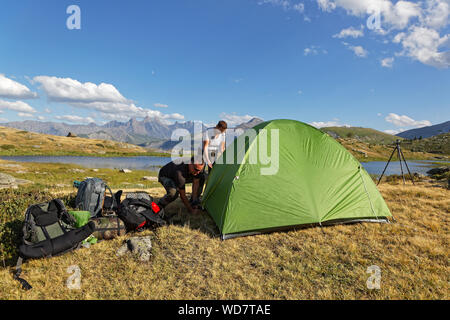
[
  {"x1": 0, "y1": 159, "x2": 448, "y2": 300},
  {"x1": 0, "y1": 126, "x2": 169, "y2": 157}
]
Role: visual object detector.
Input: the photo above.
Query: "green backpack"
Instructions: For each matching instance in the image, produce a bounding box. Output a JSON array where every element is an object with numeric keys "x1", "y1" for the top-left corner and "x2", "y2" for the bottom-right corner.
[{"x1": 15, "y1": 199, "x2": 95, "y2": 290}]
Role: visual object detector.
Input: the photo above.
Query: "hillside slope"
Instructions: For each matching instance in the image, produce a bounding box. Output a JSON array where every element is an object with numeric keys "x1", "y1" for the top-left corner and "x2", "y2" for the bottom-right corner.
[
  {"x1": 0, "y1": 126, "x2": 163, "y2": 156},
  {"x1": 322, "y1": 127, "x2": 400, "y2": 144},
  {"x1": 2, "y1": 117, "x2": 206, "y2": 145},
  {"x1": 401, "y1": 133, "x2": 450, "y2": 155},
  {"x1": 334, "y1": 138, "x2": 440, "y2": 162},
  {"x1": 397, "y1": 121, "x2": 450, "y2": 139}
]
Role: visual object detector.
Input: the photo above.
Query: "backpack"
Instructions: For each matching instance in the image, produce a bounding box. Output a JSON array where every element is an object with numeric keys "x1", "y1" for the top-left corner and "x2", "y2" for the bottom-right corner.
[
  {"x1": 90, "y1": 216, "x2": 126, "y2": 241},
  {"x1": 117, "y1": 192, "x2": 167, "y2": 232},
  {"x1": 15, "y1": 199, "x2": 95, "y2": 290},
  {"x1": 74, "y1": 178, "x2": 118, "y2": 218}
]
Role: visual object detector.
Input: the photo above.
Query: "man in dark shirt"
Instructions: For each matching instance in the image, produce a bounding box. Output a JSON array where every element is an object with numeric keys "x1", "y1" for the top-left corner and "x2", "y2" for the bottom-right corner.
[{"x1": 157, "y1": 159, "x2": 206, "y2": 214}]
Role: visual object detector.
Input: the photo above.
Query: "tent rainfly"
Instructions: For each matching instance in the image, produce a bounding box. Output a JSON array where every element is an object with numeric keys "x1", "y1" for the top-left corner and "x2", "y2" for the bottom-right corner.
[{"x1": 202, "y1": 119, "x2": 392, "y2": 240}]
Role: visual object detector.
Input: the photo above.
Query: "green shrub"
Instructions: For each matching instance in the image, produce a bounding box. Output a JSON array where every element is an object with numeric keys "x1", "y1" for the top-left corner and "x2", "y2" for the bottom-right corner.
[{"x1": 0, "y1": 145, "x2": 15, "y2": 150}]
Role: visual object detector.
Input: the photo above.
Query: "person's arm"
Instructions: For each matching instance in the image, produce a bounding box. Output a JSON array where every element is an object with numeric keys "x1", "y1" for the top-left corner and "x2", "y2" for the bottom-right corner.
[
  {"x1": 179, "y1": 188, "x2": 195, "y2": 213},
  {"x1": 175, "y1": 170, "x2": 196, "y2": 214},
  {"x1": 203, "y1": 139, "x2": 213, "y2": 168},
  {"x1": 191, "y1": 177, "x2": 200, "y2": 202}
]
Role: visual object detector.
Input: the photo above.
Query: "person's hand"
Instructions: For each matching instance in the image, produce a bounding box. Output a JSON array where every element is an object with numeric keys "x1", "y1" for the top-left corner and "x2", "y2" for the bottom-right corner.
[{"x1": 208, "y1": 161, "x2": 213, "y2": 168}]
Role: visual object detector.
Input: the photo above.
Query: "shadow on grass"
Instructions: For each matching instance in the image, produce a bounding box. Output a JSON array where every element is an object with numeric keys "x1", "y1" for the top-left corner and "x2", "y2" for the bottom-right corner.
[
  {"x1": 158, "y1": 196, "x2": 221, "y2": 239},
  {"x1": 0, "y1": 219, "x2": 22, "y2": 268}
]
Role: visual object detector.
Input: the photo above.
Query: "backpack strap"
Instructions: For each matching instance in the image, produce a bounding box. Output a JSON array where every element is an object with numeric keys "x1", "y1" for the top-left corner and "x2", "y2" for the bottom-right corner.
[
  {"x1": 105, "y1": 185, "x2": 116, "y2": 211},
  {"x1": 139, "y1": 209, "x2": 167, "y2": 226},
  {"x1": 126, "y1": 198, "x2": 153, "y2": 209},
  {"x1": 13, "y1": 257, "x2": 32, "y2": 291},
  {"x1": 122, "y1": 198, "x2": 166, "y2": 226}
]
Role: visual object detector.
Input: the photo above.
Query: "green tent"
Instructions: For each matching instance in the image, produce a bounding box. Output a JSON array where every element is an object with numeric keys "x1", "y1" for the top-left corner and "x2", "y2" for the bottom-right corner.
[{"x1": 202, "y1": 119, "x2": 392, "y2": 239}]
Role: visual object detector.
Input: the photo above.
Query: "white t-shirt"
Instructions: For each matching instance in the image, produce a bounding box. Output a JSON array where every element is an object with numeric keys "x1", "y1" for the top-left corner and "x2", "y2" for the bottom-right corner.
[{"x1": 203, "y1": 128, "x2": 226, "y2": 160}]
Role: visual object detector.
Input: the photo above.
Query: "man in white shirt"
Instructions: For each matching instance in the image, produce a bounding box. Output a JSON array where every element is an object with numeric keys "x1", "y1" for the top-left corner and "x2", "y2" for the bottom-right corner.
[{"x1": 203, "y1": 120, "x2": 227, "y2": 172}]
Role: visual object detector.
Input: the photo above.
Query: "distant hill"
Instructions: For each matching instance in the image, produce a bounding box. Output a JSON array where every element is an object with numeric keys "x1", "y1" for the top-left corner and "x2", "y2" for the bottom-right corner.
[
  {"x1": 0, "y1": 126, "x2": 161, "y2": 156},
  {"x1": 401, "y1": 133, "x2": 450, "y2": 155},
  {"x1": 321, "y1": 127, "x2": 400, "y2": 145},
  {"x1": 396, "y1": 121, "x2": 450, "y2": 139}
]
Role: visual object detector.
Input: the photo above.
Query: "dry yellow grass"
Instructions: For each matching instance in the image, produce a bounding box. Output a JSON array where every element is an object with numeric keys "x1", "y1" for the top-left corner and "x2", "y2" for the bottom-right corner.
[
  {"x1": 0, "y1": 182, "x2": 448, "y2": 300},
  {"x1": 0, "y1": 126, "x2": 151, "y2": 156}
]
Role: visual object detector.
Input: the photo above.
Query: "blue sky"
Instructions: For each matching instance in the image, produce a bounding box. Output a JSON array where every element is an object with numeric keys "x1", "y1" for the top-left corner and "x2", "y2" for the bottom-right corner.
[{"x1": 0, "y1": 0, "x2": 449, "y2": 134}]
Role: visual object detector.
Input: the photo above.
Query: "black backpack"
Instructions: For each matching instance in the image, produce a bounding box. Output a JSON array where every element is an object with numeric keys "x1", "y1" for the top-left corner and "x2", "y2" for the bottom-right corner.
[
  {"x1": 15, "y1": 199, "x2": 95, "y2": 290},
  {"x1": 117, "y1": 192, "x2": 166, "y2": 231},
  {"x1": 74, "y1": 178, "x2": 119, "y2": 217}
]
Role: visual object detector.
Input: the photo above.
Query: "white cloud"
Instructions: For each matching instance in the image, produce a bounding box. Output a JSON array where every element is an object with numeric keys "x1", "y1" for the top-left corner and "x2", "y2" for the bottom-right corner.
[
  {"x1": 304, "y1": 47, "x2": 317, "y2": 56},
  {"x1": 0, "y1": 117, "x2": 7, "y2": 122},
  {"x1": 37, "y1": 116, "x2": 46, "y2": 121},
  {"x1": 99, "y1": 113, "x2": 132, "y2": 122},
  {"x1": 0, "y1": 74, "x2": 38, "y2": 99},
  {"x1": 17, "y1": 112, "x2": 34, "y2": 118},
  {"x1": 385, "y1": 113, "x2": 432, "y2": 128},
  {"x1": 154, "y1": 103, "x2": 169, "y2": 108},
  {"x1": 384, "y1": 129, "x2": 402, "y2": 135},
  {"x1": 310, "y1": 120, "x2": 351, "y2": 128},
  {"x1": 219, "y1": 112, "x2": 260, "y2": 127},
  {"x1": 33, "y1": 76, "x2": 185, "y2": 122},
  {"x1": 317, "y1": 0, "x2": 336, "y2": 12},
  {"x1": 333, "y1": 25, "x2": 364, "y2": 38},
  {"x1": 0, "y1": 100, "x2": 37, "y2": 113},
  {"x1": 381, "y1": 57, "x2": 395, "y2": 67},
  {"x1": 422, "y1": 0, "x2": 449, "y2": 29},
  {"x1": 55, "y1": 115, "x2": 95, "y2": 123},
  {"x1": 258, "y1": 0, "x2": 309, "y2": 20},
  {"x1": 317, "y1": 0, "x2": 422, "y2": 29},
  {"x1": 304, "y1": 45, "x2": 327, "y2": 56},
  {"x1": 44, "y1": 108, "x2": 51, "y2": 113},
  {"x1": 293, "y1": 3, "x2": 305, "y2": 13},
  {"x1": 258, "y1": 0, "x2": 305, "y2": 13},
  {"x1": 316, "y1": 0, "x2": 450, "y2": 68},
  {"x1": 33, "y1": 76, "x2": 129, "y2": 104},
  {"x1": 349, "y1": 45, "x2": 369, "y2": 57},
  {"x1": 70, "y1": 101, "x2": 184, "y2": 120},
  {"x1": 394, "y1": 26, "x2": 450, "y2": 68}
]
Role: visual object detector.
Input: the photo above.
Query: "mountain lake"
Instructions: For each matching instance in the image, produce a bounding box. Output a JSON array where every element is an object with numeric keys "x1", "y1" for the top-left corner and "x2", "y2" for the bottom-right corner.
[{"x1": 0, "y1": 156, "x2": 447, "y2": 176}]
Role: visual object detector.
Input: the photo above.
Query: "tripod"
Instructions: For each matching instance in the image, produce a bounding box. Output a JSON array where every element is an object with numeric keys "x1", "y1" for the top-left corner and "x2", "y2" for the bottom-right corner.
[{"x1": 377, "y1": 140, "x2": 415, "y2": 185}]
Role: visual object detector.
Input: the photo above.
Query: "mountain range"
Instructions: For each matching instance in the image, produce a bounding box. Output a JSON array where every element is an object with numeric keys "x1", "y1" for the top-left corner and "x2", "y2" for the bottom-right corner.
[
  {"x1": 2, "y1": 117, "x2": 208, "y2": 146},
  {"x1": 396, "y1": 121, "x2": 450, "y2": 139},
  {"x1": 2, "y1": 117, "x2": 265, "y2": 149}
]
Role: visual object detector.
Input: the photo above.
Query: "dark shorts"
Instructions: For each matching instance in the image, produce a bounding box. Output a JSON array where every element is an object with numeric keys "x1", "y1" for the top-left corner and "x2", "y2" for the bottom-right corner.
[
  {"x1": 158, "y1": 176, "x2": 179, "y2": 208},
  {"x1": 159, "y1": 176, "x2": 178, "y2": 191}
]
